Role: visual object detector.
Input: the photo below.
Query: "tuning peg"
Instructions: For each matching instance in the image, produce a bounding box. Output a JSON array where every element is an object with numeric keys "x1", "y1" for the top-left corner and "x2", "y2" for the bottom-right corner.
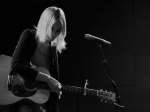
[
  {"x1": 100, "y1": 89, "x2": 103, "y2": 91},
  {"x1": 105, "y1": 90, "x2": 108, "y2": 99},
  {"x1": 109, "y1": 91, "x2": 112, "y2": 94},
  {"x1": 105, "y1": 90, "x2": 108, "y2": 94},
  {"x1": 101, "y1": 97, "x2": 105, "y2": 102},
  {"x1": 99, "y1": 89, "x2": 104, "y2": 98},
  {"x1": 99, "y1": 89, "x2": 103, "y2": 94}
]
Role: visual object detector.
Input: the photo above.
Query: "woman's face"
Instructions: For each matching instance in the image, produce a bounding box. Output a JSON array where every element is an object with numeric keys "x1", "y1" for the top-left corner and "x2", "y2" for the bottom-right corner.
[{"x1": 50, "y1": 20, "x2": 62, "y2": 41}]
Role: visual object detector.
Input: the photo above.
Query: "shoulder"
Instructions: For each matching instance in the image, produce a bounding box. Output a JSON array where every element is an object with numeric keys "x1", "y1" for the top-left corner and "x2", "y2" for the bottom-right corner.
[
  {"x1": 15, "y1": 29, "x2": 37, "y2": 50},
  {"x1": 20, "y1": 29, "x2": 37, "y2": 42},
  {"x1": 21, "y1": 29, "x2": 35, "y2": 37}
]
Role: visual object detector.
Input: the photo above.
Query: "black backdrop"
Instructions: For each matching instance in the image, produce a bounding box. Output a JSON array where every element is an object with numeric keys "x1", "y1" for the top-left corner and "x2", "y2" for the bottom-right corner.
[{"x1": 2, "y1": 0, "x2": 150, "y2": 112}]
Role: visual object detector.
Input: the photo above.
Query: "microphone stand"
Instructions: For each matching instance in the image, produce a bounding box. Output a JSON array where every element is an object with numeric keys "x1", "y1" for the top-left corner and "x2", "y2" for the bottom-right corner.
[{"x1": 96, "y1": 43, "x2": 125, "y2": 112}]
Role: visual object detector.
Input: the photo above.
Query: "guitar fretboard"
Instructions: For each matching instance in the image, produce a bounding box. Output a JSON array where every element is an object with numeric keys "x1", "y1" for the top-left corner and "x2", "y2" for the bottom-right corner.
[
  {"x1": 37, "y1": 81, "x2": 115, "y2": 103},
  {"x1": 62, "y1": 85, "x2": 98, "y2": 96},
  {"x1": 37, "y1": 82, "x2": 98, "y2": 96}
]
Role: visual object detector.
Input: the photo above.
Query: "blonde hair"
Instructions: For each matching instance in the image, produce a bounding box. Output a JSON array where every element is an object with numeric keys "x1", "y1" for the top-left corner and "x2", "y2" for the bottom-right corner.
[{"x1": 35, "y1": 6, "x2": 67, "y2": 53}]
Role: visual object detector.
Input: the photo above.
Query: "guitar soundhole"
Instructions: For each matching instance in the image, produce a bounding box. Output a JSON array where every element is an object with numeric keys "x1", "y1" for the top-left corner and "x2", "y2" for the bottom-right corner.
[
  {"x1": 12, "y1": 79, "x2": 38, "y2": 97},
  {"x1": 12, "y1": 85, "x2": 36, "y2": 97},
  {"x1": 24, "y1": 79, "x2": 38, "y2": 90}
]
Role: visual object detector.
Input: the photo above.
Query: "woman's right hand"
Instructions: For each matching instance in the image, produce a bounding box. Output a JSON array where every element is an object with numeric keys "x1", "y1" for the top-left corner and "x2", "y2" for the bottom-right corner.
[
  {"x1": 46, "y1": 76, "x2": 62, "y2": 98},
  {"x1": 36, "y1": 71, "x2": 62, "y2": 98}
]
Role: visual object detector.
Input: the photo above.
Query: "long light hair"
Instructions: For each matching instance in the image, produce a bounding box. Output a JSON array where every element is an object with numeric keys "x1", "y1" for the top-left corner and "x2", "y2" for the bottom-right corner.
[{"x1": 35, "y1": 6, "x2": 67, "y2": 53}]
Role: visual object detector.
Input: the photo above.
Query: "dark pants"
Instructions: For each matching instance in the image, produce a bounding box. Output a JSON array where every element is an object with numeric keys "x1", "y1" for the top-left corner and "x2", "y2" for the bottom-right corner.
[{"x1": 3, "y1": 92, "x2": 59, "y2": 112}]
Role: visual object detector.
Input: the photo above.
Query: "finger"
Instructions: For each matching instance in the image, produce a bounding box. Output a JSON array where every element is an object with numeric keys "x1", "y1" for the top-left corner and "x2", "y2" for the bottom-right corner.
[
  {"x1": 58, "y1": 83, "x2": 62, "y2": 89},
  {"x1": 59, "y1": 91, "x2": 62, "y2": 99}
]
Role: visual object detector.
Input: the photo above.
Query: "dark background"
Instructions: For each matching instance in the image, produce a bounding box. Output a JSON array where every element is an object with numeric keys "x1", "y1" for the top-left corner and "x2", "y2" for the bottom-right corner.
[{"x1": 1, "y1": 0, "x2": 150, "y2": 112}]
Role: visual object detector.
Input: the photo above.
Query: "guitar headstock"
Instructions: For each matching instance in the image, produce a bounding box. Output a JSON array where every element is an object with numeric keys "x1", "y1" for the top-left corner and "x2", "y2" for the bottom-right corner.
[{"x1": 98, "y1": 89, "x2": 116, "y2": 104}]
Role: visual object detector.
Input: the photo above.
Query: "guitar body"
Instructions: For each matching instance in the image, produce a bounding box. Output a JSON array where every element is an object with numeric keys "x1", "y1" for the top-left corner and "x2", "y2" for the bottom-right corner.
[{"x1": 0, "y1": 55, "x2": 50, "y2": 106}]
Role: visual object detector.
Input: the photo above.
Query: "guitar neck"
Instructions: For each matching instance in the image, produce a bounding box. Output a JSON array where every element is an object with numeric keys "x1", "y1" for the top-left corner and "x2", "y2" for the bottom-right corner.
[
  {"x1": 37, "y1": 82, "x2": 115, "y2": 103},
  {"x1": 61, "y1": 85, "x2": 116, "y2": 103}
]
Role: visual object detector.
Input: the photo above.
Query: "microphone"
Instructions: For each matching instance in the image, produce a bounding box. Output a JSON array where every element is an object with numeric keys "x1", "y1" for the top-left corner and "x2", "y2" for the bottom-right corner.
[{"x1": 85, "y1": 34, "x2": 111, "y2": 45}]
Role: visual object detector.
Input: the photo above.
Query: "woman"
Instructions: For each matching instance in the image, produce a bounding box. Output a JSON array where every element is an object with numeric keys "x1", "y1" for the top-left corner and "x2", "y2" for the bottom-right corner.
[{"x1": 9, "y1": 6, "x2": 67, "y2": 112}]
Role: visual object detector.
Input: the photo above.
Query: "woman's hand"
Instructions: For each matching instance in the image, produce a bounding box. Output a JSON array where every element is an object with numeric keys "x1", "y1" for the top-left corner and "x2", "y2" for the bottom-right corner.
[
  {"x1": 46, "y1": 76, "x2": 62, "y2": 99},
  {"x1": 35, "y1": 70, "x2": 62, "y2": 98}
]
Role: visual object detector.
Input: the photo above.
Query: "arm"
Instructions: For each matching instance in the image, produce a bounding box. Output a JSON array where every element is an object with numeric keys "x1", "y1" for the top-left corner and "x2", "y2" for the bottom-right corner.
[{"x1": 11, "y1": 29, "x2": 38, "y2": 80}]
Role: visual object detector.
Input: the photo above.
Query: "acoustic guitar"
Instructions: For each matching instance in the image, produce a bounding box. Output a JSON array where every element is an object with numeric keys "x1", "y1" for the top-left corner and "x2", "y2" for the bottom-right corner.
[{"x1": 0, "y1": 55, "x2": 116, "y2": 106}]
